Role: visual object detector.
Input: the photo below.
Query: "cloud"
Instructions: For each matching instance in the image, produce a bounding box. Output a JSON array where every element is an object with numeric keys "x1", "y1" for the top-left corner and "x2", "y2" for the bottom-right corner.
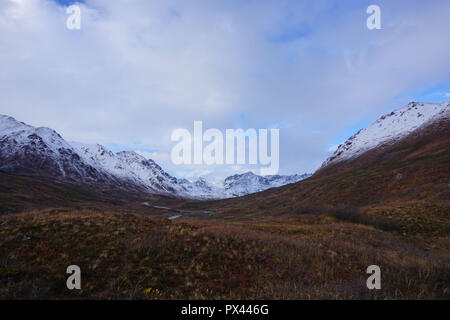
[
  {"x1": 135, "y1": 150, "x2": 169, "y2": 164},
  {"x1": 1, "y1": 0, "x2": 450, "y2": 179}
]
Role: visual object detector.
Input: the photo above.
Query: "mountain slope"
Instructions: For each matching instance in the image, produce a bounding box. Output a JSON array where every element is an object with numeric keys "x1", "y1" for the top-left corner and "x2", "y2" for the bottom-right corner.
[
  {"x1": 0, "y1": 115, "x2": 109, "y2": 183},
  {"x1": 322, "y1": 101, "x2": 449, "y2": 167},
  {"x1": 71, "y1": 142, "x2": 185, "y2": 194}
]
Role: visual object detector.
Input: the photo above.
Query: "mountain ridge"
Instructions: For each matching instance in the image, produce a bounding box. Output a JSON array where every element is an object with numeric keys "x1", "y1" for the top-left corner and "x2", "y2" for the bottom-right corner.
[{"x1": 322, "y1": 100, "x2": 450, "y2": 168}]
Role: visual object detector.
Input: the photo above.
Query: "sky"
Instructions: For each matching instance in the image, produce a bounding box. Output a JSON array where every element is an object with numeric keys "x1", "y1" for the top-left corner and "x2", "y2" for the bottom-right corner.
[{"x1": 1, "y1": 0, "x2": 450, "y2": 182}]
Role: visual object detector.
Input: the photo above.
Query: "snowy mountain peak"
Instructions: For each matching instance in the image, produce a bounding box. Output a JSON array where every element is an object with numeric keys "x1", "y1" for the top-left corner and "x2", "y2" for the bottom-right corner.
[
  {"x1": 322, "y1": 100, "x2": 450, "y2": 167},
  {"x1": 0, "y1": 114, "x2": 33, "y2": 136}
]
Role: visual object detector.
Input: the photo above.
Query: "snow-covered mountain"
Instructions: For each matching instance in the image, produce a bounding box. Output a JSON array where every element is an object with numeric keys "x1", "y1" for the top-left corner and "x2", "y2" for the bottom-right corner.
[
  {"x1": 223, "y1": 171, "x2": 311, "y2": 197},
  {"x1": 0, "y1": 115, "x2": 213, "y2": 197},
  {"x1": 322, "y1": 100, "x2": 450, "y2": 167},
  {"x1": 0, "y1": 114, "x2": 308, "y2": 199},
  {"x1": 71, "y1": 142, "x2": 182, "y2": 194},
  {"x1": 0, "y1": 115, "x2": 110, "y2": 183}
]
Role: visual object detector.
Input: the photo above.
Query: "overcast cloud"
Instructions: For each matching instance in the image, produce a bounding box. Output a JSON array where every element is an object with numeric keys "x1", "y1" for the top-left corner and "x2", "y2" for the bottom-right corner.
[{"x1": 1, "y1": 0, "x2": 450, "y2": 180}]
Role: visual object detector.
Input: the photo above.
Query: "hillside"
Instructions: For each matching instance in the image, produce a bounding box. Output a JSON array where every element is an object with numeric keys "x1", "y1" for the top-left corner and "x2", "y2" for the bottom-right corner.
[{"x1": 322, "y1": 101, "x2": 449, "y2": 167}]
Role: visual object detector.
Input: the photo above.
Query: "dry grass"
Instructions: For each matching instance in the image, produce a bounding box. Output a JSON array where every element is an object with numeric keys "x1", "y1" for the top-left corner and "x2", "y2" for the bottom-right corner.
[{"x1": 0, "y1": 208, "x2": 448, "y2": 299}]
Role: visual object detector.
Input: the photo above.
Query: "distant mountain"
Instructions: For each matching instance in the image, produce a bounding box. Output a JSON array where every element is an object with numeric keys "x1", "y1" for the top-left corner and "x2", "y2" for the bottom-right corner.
[
  {"x1": 70, "y1": 142, "x2": 185, "y2": 195},
  {"x1": 0, "y1": 114, "x2": 308, "y2": 199},
  {"x1": 322, "y1": 100, "x2": 450, "y2": 168},
  {"x1": 223, "y1": 171, "x2": 311, "y2": 197}
]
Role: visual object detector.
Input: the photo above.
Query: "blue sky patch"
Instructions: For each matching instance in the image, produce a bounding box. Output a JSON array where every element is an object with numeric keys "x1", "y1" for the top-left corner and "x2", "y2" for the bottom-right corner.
[{"x1": 54, "y1": 0, "x2": 85, "y2": 6}]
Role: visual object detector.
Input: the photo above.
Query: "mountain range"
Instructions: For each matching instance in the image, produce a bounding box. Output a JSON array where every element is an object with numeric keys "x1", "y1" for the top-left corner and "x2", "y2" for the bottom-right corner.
[
  {"x1": 0, "y1": 114, "x2": 309, "y2": 199},
  {"x1": 1, "y1": 99, "x2": 448, "y2": 203}
]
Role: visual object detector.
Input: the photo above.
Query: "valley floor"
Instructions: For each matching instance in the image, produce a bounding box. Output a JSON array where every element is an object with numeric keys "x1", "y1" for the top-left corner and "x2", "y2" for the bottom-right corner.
[{"x1": 1, "y1": 203, "x2": 448, "y2": 299}]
